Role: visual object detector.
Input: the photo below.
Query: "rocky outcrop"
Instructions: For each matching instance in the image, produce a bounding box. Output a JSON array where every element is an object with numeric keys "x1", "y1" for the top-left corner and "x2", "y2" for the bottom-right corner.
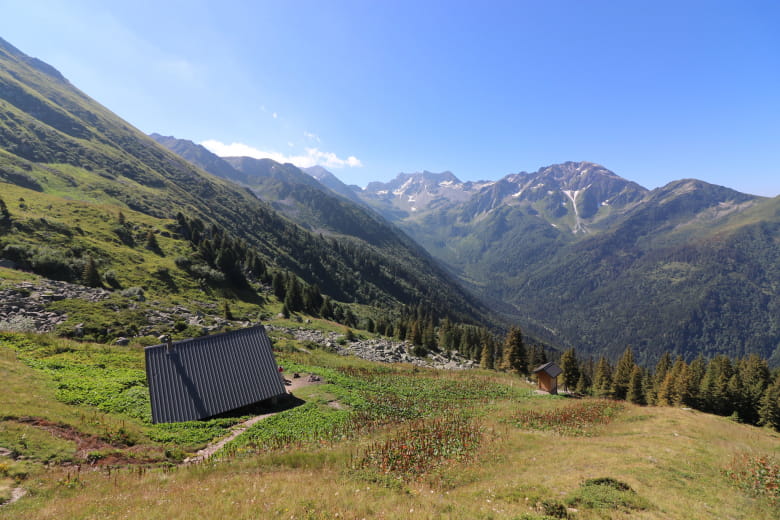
[
  {"x1": 267, "y1": 325, "x2": 476, "y2": 370},
  {"x1": 0, "y1": 280, "x2": 476, "y2": 371},
  {"x1": 0, "y1": 280, "x2": 109, "y2": 332}
]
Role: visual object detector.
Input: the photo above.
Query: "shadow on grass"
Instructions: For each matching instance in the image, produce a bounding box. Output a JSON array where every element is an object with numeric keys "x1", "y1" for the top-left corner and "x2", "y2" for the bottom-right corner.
[{"x1": 214, "y1": 393, "x2": 306, "y2": 420}]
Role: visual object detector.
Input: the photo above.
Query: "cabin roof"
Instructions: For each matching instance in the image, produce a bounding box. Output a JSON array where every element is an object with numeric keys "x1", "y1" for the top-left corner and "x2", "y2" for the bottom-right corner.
[
  {"x1": 532, "y1": 361, "x2": 562, "y2": 378},
  {"x1": 145, "y1": 325, "x2": 286, "y2": 423}
]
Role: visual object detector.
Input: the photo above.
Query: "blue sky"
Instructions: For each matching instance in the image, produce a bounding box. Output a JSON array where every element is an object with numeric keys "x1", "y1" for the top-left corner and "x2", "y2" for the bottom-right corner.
[{"x1": 1, "y1": 0, "x2": 779, "y2": 195}]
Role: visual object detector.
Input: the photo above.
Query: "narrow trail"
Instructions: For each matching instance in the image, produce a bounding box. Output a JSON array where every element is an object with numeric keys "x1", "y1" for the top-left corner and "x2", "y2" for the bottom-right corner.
[
  {"x1": 1, "y1": 487, "x2": 26, "y2": 507},
  {"x1": 184, "y1": 373, "x2": 322, "y2": 464}
]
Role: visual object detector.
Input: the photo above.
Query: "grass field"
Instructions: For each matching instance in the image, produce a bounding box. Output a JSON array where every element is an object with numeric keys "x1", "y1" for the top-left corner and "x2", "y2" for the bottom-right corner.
[{"x1": 1, "y1": 331, "x2": 779, "y2": 519}]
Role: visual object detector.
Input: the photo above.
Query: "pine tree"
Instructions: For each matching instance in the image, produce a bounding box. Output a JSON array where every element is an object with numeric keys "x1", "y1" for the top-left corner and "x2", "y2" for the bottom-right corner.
[
  {"x1": 593, "y1": 357, "x2": 613, "y2": 398},
  {"x1": 559, "y1": 348, "x2": 580, "y2": 392},
  {"x1": 0, "y1": 196, "x2": 11, "y2": 230},
  {"x1": 332, "y1": 304, "x2": 344, "y2": 323},
  {"x1": 575, "y1": 370, "x2": 591, "y2": 395},
  {"x1": 699, "y1": 355, "x2": 733, "y2": 415},
  {"x1": 627, "y1": 365, "x2": 645, "y2": 404},
  {"x1": 272, "y1": 271, "x2": 287, "y2": 301},
  {"x1": 526, "y1": 344, "x2": 547, "y2": 370},
  {"x1": 686, "y1": 355, "x2": 707, "y2": 408},
  {"x1": 410, "y1": 320, "x2": 423, "y2": 346},
  {"x1": 284, "y1": 276, "x2": 304, "y2": 312},
  {"x1": 658, "y1": 357, "x2": 687, "y2": 406},
  {"x1": 611, "y1": 347, "x2": 635, "y2": 400},
  {"x1": 438, "y1": 318, "x2": 454, "y2": 352},
  {"x1": 656, "y1": 371, "x2": 675, "y2": 406},
  {"x1": 479, "y1": 329, "x2": 495, "y2": 369},
  {"x1": 727, "y1": 372, "x2": 746, "y2": 420},
  {"x1": 650, "y1": 351, "x2": 673, "y2": 404},
  {"x1": 671, "y1": 360, "x2": 696, "y2": 406},
  {"x1": 145, "y1": 229, "x2": 161, "y2": 253},
  {"x1": 422, "y1": 320, "x2": 437, "y2": 350},
  {"x1": 319, "y1": 297, "x2": 333, "y2": 319},
  {"x1": 81, "y1": 257, "x2": 102, "y2": 288},
  {"x1": 303, "y1": 284, "x2": 323, "y2": 314},
  {"x1": 502, "y1": 327, "x2": 527, "y2": 375},
  {"x1": 758, "y1": 373, "x2": 780, "y2": 430},
  {"x1": 737, "y1": 354, "x2": 771, "y2": 425}
]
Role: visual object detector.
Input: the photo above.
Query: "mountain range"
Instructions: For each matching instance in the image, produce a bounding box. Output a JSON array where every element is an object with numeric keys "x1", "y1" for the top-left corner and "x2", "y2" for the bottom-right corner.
[
  {"x1": 351, "y1": 163, "x2": 780, "y2": 365},
  {"x1": 2, "y1": 35, "x2": 779, "y2": 367},
  {"x1": 153, "y1": 129, "x2": 780, "y2": 367}
]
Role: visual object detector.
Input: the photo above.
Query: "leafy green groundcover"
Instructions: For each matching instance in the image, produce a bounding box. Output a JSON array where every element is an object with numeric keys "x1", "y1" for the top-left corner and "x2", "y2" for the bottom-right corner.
[
  {"x1": 0, "y1": 332, "x2": 241, "y2": 448},
  {"x1": 222, "y1": 357, "x2": 531, "y2": 456}
]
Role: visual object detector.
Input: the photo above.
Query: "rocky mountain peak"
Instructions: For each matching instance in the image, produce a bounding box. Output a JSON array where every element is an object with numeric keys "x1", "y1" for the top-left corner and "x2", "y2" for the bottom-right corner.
[{"x1": 360, "y1": 170, "x2": 482, "y2": 214}]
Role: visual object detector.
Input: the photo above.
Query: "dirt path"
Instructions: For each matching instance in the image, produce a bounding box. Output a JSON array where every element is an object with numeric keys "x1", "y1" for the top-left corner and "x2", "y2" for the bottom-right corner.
[
  {"x1": 184, "y1": 373, "x2": 322, "y2": 464},
  {"x1": 1, "y1": 487, "x2": 26, "y2": 507}
]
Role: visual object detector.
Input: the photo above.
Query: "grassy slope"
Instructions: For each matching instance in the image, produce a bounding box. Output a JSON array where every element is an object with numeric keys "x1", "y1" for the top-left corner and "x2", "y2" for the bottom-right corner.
[
  {"x1": 0, "y1": 182, "x2": 271, "y2": 342},
  {"x1": 1, "y1": 332, "x2": 779, "y2": 519}
]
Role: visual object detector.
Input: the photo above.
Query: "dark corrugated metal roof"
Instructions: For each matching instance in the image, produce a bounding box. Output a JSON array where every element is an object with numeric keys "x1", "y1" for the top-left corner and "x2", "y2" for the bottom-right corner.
[
  {"x1": 532, "y1": 362, "x2": 562, "y2": 378},
  {"x1": 145, "y1": 325, "x2": 286, "y2": 423}
]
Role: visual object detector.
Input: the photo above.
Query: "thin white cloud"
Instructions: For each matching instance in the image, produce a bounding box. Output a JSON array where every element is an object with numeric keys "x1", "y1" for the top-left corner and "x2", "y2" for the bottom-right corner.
[
  {"x1": 272, "y1": 112, "x2": 278, "y2": 119},
  {"x1": 156, "y1": 58, "x2": 200, "y2": 82},
  {"x1": 303, "y1": 131, "x2": 321, "y2": 143},
  {"x1": 201, "y1": 140, "x2": 362, "y2": 169}
]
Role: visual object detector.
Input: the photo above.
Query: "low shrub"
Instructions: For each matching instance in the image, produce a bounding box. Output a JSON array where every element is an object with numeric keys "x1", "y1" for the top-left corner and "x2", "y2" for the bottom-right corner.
[
  {"x1": 355, "y1": 415, "x2": 481, "y2": 479},
  {"x1": 725, "y1": 452, "x2": 780, "y2": 503},
  {"x1": 566, "y1": 477, "x2": 650, "y2": 511},
  {"x1": 514, "y1": 400, "x2": 624, "y2": 436}
]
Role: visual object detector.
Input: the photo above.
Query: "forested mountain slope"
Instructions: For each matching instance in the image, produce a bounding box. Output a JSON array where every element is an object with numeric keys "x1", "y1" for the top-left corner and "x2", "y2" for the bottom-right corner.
[{"x1": 354, "y1": 162, "x2": 780, "y2": 366}]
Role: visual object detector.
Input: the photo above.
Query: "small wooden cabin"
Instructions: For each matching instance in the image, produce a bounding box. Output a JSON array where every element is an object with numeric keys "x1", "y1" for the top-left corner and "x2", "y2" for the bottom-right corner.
[{"x1": 532, "y1": 362, "x2": 562, "y2": 394}]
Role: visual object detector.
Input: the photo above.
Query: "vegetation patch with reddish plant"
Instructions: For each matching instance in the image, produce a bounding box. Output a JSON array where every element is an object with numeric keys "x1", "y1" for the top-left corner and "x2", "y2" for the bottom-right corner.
[
  {"x1": 354, "y1": 415, "x2": 482, "y2": 480},
  {"x1": 725, "y1": 452, "x2": 780, "y2": 503},
  {"x1": 513, "y1": 400, "x2": 625, "y2": 436}
]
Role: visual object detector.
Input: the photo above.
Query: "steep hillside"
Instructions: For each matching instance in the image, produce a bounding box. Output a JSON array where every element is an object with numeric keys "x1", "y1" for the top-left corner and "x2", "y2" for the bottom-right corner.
[
  {"x1": 511, "y1": 182, "x2": 780, "y2": 364},
  {"x1": 0, "y1": 37, "x2": 491, "y2": 333},
  {"x1": 151, "y1": 135, "x2": 477, "y2": 296}
]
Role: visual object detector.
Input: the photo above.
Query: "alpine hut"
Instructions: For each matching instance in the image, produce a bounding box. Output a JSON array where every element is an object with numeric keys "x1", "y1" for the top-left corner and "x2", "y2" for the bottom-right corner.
[
  {"x1": 145, "y1": 325, "x2": 287, "y2": 423},
  {"x1": 532, "y1": 362, "x2": 562, "y2": 394}
]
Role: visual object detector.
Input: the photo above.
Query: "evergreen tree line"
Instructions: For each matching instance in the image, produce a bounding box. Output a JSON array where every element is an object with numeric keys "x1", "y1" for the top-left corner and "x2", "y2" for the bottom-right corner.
[
  {"x1": 557, "y1": 346, "x2": 780, "y2": 431},
  {"x1": 175, "y1": 213, "x2": 269, "y2": 288}
]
